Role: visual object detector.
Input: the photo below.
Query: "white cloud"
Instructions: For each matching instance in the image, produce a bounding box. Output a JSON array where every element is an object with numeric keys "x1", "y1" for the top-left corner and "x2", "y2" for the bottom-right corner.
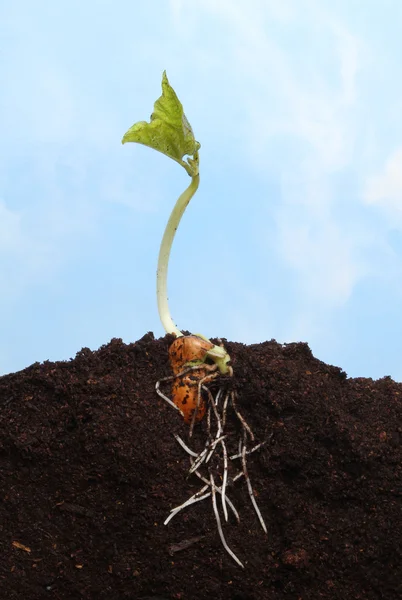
[
  {"x1": 0, "y1": 197, "x2": 55, "y2": 301},
  {"x1": 170, "y1": 0, "x2": 361, "y2": 171},
  {"x1": 363, "y1": 148, "x2": 402, "y2": 226},
  {"x1": 0, "y1": 200, "x2": 23, "y2": 252},
  {"x1": 274, "y1": 165, "x2": 372, "y2": 315},
  {"x1": 334, "y1": 25, "x2": 360, "y2": 106},
  {"x1": 167, "y1": 0, "x2": 373, "y2": 342},
  {"x1": 0, "y1": 12, "x2": 134, "y2": 304}
]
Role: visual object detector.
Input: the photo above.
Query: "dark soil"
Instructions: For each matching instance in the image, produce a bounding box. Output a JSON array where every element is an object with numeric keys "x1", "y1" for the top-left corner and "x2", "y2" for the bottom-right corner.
[{"x1": 0, "y1": 333, "x2": 401, "y2": 600}]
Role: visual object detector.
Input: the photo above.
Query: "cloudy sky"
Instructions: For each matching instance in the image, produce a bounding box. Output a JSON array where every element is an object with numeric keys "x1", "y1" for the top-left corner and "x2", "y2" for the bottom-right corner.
[{"x1": 1, "y1": 0, "x2": 402, "y2": 380}]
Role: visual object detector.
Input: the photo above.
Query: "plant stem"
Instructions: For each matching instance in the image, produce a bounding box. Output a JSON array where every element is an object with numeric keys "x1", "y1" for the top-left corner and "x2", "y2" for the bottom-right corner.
[{"x1": 157, "y1": 174, "x2": 200, "y2": 336}]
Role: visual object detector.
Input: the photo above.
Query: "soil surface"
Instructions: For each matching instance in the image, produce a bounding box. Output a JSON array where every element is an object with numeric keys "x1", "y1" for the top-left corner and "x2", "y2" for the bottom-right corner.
[{"x1": 0, "y1": 333, "x2": 401, "y2": 600}]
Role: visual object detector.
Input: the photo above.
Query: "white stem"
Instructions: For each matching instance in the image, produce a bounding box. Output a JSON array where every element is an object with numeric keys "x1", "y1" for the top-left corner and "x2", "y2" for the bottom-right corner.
[{"x1": 157, "y1": 175, "x2": 200, "y2": 336}]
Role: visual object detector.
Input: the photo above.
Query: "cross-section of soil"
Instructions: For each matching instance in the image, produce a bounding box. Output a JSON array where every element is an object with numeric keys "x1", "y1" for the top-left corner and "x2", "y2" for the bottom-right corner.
[{"x1": 0, "y1": 333, "x2": 401, "y2": 599}]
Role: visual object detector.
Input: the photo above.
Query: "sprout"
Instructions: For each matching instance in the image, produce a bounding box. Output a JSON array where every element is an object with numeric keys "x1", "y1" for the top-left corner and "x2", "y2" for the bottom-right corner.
[{"x1": 122, "y1": 71, "x2": 230, "y2": 374}]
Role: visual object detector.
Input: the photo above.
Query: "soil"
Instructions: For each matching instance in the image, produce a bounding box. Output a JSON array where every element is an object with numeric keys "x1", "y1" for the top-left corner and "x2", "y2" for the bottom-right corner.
[{"x1": 0, "y1": 332, "x2": 401, "y2": 600}]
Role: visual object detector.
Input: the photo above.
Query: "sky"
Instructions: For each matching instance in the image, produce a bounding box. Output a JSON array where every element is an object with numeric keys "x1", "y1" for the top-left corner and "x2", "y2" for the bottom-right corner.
[{"x1": 1, "y1": 0, "x2": 402, "y2": 381}]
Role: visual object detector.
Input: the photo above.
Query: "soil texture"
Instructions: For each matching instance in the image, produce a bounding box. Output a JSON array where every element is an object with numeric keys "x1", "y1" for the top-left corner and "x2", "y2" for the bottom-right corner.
[{"x1": 0, "y1": 333, "x2": 401, "y2": 599}]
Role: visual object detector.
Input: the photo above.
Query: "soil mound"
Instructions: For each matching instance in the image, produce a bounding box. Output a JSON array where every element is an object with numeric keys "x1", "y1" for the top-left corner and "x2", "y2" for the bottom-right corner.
[{"x1": 0, "y1": 333, "x2": 400, "y2": 599}]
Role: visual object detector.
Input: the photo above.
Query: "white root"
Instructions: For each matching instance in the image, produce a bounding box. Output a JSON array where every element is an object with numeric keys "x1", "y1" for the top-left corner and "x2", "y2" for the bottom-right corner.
[
  {"x1": 231, "y1": 391, "x2": 255, "y2": 441},
  {"x1": 210, "y1": 472, "x2": 244, "y2": 569},
  {"x1": 230, "y1": 440, "x2": 266, "y2": 461},
  {"x1": 188, "y1": 447, "x2": 208, "y2": 474},
  {"x1": 222, "y1": 391, "x2": 229, "y2": 429},
  {"x1": 241, "y1": 431, "x2": 267, "y2": 534},
  {"x1": 215, "y1": 387, "x2": 223, "y2": 408},
  {"x1": 164, "y1": 485, "x2": 210, "y2": 525},
  {"x1": 202, "y1": 385, "x2": 224, "y2": 463},
  {"x1": 221, "y1": 438, "x2": 229, "y2": 521},
  {"x1": 155, "y1": 380, "x2": 182, "y2": 413},
  {"x1": 174, "y1": 434, "x2": 198, "y2": 457},
  {"x1": 232, "y1": 471, "x2": 244, "y2": 483},
  {"x1": 205, "y1": 435, "x2": 226, "y2": 464},
  {"x1": 191, "y1": 459, "x2": 241, "y2": 523},
  {"x1": 160, "y1": 375, "x2": 268, "y2": 567},
  {"x1": 189, "y1": 371, "x2": 219, "y2": 437},
  {"x1": 188, "y1": 434, "x2": 227, "y2": 474}
]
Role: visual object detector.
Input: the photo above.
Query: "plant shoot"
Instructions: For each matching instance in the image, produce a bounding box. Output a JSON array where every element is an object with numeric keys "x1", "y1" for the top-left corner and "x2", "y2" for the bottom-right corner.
[{"x1": 122, "y1": 71, "x2": 230, "y2": 375}]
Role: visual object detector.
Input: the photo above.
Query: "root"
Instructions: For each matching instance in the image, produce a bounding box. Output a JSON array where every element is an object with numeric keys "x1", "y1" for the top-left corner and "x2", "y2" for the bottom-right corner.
[
  {"x1": 210, "y1": 471, "x2": 244, "y2": 569},
  {"x1": 189, "y1": 371, "x2": 219, "y2": 437},
  {"x1": 157, "y1": 370, "x2": 269, "y2": 568},
  {"x1": 240, "y1": 431, "x2": 267, "y2": 533}
]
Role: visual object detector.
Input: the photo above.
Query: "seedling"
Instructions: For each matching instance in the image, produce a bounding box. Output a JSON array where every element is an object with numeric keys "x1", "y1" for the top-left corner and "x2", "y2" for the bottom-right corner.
[
  {"x1": 122, "y1": 71, "x2": 230, "y2": 375},
  {"x1": 123, "y1": 72, "x2": 266, "y2": 567}
]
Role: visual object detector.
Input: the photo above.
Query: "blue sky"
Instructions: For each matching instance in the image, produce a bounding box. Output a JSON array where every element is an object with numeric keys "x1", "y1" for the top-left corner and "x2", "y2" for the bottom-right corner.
[{"x1": 1, "y1": 0, "x2": 402, "y2": 380}]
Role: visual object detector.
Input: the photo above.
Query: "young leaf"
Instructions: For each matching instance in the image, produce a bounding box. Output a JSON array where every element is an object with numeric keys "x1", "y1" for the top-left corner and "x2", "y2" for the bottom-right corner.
[{"x1": 122, "y1": 71, "x2": 200, "y2": 177}]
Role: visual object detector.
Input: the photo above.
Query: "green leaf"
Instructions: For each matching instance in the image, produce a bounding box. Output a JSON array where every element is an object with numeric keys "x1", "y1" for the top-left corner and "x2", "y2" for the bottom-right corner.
[{"x1": 122, "y1": 71, "x2": 200, "y2": 176}]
